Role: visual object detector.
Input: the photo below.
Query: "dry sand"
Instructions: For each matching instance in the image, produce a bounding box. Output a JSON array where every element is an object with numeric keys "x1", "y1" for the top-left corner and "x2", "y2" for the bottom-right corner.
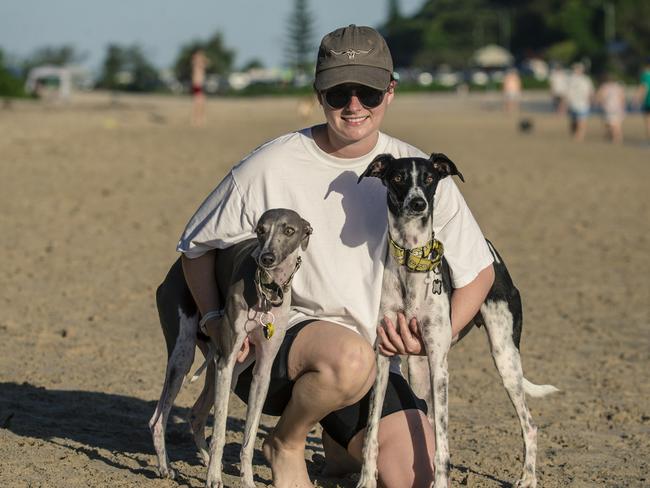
[{"x1": 0, "y1": 90, "x2": 648, "y2": 487}]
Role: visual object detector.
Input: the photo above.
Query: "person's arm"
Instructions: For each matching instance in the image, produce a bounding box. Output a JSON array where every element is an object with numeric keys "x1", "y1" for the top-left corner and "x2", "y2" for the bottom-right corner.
[
  {"x1": 181, "y1": 251, "x2": 220, "y2": 315},
  {"x1": 377, "y1": 263, "x2": 495, "y2": 356},
  {"x1": 181, "y1": 251, "x2": 251, "y2": 361}
]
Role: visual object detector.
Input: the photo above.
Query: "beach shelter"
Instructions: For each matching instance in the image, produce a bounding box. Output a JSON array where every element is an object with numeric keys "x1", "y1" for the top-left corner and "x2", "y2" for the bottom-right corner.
[
  {"x1": 24, "y1": 65, "x2": 73, "y2": 100},
  {"x1": 471, "y1": 44, "x2": 514, "y2": 68}
]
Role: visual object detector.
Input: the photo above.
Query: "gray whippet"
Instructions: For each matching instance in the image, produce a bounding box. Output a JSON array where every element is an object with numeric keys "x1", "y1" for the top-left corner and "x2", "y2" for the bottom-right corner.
[
  {"x1": 149, "y1": 208, "x2": 312, "y2": 488},
  {"x1": 356, "y1": 153, "x2": 558, "y2": 488}
]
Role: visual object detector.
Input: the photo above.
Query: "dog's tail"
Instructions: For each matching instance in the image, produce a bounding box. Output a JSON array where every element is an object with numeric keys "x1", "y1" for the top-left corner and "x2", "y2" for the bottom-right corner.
[
  {"x1": 523, "y1": 377, "x2": 560, "y2": 397},
  {"x1": 189, "y1": 343, "x2": 216, "y2": 384}
]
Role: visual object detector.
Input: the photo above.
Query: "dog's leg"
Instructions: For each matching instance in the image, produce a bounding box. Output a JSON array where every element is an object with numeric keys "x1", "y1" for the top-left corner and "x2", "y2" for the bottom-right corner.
[
  {"x1": 420, "y1": 313, "x2": 452, "y2": 488},
  {"x1": 149, "y1": 309, "x2": 198, "y2": 479},
  {"x1": 481, "y1": 300, "x2": 538, "y2": 488},
  {"x1": 240, "y1": 326, "x2": 286, "y2": 488},
  {"x1": 190, "y1": 340, "x2": 215, "y2": 466},
  {"x1": 407, "y1": 355, "x2": 434, "y2": 425},
  {"x1": 205, "y1": 323, "x2": 246, "y2": 488},
  {"x1": 356, "y1": 352, "x2": 390, "y2": 488}
]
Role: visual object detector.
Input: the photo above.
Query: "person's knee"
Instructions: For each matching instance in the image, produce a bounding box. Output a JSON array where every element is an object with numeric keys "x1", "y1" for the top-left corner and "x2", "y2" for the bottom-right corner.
[{"x1": 323, "y1": 339, "x2": 375, "y2": 403}]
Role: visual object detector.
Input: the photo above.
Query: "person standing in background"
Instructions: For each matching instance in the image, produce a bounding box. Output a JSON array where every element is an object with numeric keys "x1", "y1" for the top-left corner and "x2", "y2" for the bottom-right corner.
[
  {"x1": 635, "y1": 60, "x2": 650, "y2": 140},
  {"x1": 566, "y1": 63, "x2": 595, "y2": 142},
  {"x1": 596, "y1": 73, "x2": 626, "y2": 144},
  {"x1": 502, "y1": 67, "x2": 522, "y2": 114},
  {"x1": 191, "y1": 49, "x2": 209, "y2": 127},
  {"x1": 549, "y1": 63, "x2": 568, "y2": 114}
]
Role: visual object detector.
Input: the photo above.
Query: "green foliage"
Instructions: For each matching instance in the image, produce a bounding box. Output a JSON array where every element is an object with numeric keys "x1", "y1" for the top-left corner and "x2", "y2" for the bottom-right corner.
[
  {"x1": 0, "y1": 49, "x2": 27, "y2": 98},
  {"x1": 241, "y1": 58, "x2": 265, "y2": 71},
  {"x1": 380, "y1": 0, "x2": 650, "y2": 77},
  {"x1": 21, "y1": 45, "x2": 85, "y2": 73},
  {"x1": 97, "y1": 44, "x2": 160, "y2": 92},
  {"x1": 546, "y1": 40, "x2": 578, "y2": 65},
  {"x1": 285, "y1": 0, "x2": 315, "y2": 75},
  {"x1": 387, "y1": 0, "x2": 402, "y2": 22},
  {"x1": 174, "y1": 32, "x2": 235, "y2": 84}
]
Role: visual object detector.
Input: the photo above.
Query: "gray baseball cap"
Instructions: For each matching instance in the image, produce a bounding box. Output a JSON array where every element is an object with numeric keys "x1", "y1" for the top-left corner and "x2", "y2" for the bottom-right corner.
[{"x1": 314, "y1": 25, "x2": 394, "y2": 91}]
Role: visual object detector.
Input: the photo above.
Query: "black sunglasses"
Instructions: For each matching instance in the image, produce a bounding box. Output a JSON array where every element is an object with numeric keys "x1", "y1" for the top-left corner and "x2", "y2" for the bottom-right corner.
[{"x1": 322, "y1": 85, "x2": 387, "y2": 109}]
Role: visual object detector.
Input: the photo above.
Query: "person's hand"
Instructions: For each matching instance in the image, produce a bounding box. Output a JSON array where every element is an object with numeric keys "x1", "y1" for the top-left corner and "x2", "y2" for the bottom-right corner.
[
  {"x1": 377, "y1": 312, "x2": 425, "y2": 356},
  {"x1": 204, "y1": 317, "x2": 252, "y2": 363},
  {"x1": 236, "y1": 336, "x2": 251, "y2": 363}
]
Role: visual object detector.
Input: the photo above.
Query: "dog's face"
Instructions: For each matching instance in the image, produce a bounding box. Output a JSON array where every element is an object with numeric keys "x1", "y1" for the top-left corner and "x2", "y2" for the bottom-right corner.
[
  {"x1": 254, "y1": 209, "x2": 312, "y2": 269},
  {"x1": 358, "y1": 153, "x2": 464, "y2": 219}
]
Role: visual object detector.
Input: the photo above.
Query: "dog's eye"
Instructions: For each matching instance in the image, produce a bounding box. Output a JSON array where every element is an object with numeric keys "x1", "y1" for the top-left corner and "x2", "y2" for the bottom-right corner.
[
  {"x1": 424, "y1": 175, "x2": 434, "y2": 185},
  {"x1": 255, "y1": 226, "x2": 265, "y2": 235},
  {"x1": 284, "y1": 227, "x2": 295, "y2": 236},
  {"x1": 392, "y1": 174, "x2": 403, "y2": 183}
]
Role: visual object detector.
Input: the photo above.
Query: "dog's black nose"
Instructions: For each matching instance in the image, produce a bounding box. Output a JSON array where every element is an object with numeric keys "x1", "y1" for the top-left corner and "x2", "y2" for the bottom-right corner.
[
  {"x1": 409, "y1": 198, "x2": 427, "y2": 212},
  {"x1": 260, "y1": 252, "x2": 276, "y2": 267}
]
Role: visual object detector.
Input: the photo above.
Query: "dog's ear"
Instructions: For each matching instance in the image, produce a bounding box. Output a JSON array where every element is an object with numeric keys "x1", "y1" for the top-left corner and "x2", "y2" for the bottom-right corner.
[
  {"x1": 429, "y1": 153, "x2": 464, "y2": 182},
  {"x1": 300, "y1": 219, "x2": 313, "y2": 251},
  {"x1": 358, "y1": 153, "x2": 394, "y2": 184}
]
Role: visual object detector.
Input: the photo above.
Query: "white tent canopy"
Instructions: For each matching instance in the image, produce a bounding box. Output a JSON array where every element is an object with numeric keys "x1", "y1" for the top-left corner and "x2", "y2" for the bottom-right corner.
[
  {"x1": 25, "y1": 65, "x2": 73, "y2": 100},
  {"x1": 471, "y1": 44, "x2": 514, "y2": 68}
]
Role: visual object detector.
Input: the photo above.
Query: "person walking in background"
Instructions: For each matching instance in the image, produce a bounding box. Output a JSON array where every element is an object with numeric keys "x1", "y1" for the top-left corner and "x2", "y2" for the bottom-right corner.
[
  {"x1": 502, "y1": 67, "x2": 522, "y2": 114},
  {"x1": 635, "y1": 59, "x2": 650, "y2": 140},
  {"x1": 549, "y1": 63, "x2": 568, "y2": 114},
  {"x1": 596, "y1": 73, "x2": 626, "y2": 144},
  {"x1": 191, "y1": 49, "x2": 209, "y2": 127},
  {"x1": 566, "y1": 62, "x2": 595, "y2": 142}
]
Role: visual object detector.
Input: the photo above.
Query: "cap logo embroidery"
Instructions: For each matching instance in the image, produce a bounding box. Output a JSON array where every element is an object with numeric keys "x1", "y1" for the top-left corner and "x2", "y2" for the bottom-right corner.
[{"x1": 329, "y1": 48, "x2": 373, "y2": 60}]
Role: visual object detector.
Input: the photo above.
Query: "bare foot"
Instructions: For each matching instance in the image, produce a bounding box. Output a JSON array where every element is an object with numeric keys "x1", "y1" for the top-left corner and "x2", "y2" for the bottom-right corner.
[{"x1": 263, "y1": 432, "x2": 314, "y2": 488}]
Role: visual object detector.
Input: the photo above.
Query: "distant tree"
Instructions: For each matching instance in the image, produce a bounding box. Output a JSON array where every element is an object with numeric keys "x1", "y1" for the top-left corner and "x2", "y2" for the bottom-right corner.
[
  {"x1": 0, "y1": 49, "x2": 26, "y2": 97},
  {"x1": 241, "y1": 58, "x2": 265, "y2": 71},
  {"x1": 22, "y1": 45, "x2": 86, "y2": 74},
  {"x1": 388, "y1": 0, "x2": 402, "y2": 22},
  {"x1": 174, "y1": 32, "x2": 235, "y2": 84},
  {"x1": 379, "y1": 0, "x2": 649, "y2": 77},
  {"x1": 97, "y1": 44, "x2": 160, "y2": 92},
  {"x1": 285, "y1": 0, "x2": 315, "y2": 75},
  {"x1": 98, "y1": 45, "x2": 124, "y2": 90}
]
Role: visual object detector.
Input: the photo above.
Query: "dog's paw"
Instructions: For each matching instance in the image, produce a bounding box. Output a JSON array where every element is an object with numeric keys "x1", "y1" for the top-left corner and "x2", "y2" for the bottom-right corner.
[
  {"x1": 515, "y1": 474, "x2": 537, "y2": 488},
  {"x1": 158, "y1": 465, "x2": 176, "y2": 479},
  {"x1": 197, "y1": 448, "x2": 209, "y2": 466},
  {"x1": 355, "y1": 470, "x2": 377, "y2": 488},
  {"x1": 205, "y1": 478, "x2": 223, "y2": 488},
  {"x1": 240, "y1": 478, "x2": 256, "y2": 488}
]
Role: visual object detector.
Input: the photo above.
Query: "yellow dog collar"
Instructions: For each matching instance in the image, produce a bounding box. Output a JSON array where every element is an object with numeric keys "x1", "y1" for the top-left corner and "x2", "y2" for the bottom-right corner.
[{"x1": 388, "y1": 235, "x2": 444, "y2": 272}]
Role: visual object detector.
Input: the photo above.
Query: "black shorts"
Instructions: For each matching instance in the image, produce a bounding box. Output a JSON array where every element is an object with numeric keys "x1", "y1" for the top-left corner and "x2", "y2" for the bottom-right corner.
[{"x1": 233, "y1": 320, "x2": 428, "y2": 448}]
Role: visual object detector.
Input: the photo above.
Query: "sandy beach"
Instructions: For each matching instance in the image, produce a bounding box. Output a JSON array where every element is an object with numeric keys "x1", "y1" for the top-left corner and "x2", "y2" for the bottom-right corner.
[{"x1": 0, "y1": 90, "x2": 648, "y2": 487}]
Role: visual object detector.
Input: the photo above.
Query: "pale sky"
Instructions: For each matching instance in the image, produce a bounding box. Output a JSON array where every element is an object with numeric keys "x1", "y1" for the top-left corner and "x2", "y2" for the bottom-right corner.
[{"x1": 0, "y1": 0, "x2": 424, "y2": 72}]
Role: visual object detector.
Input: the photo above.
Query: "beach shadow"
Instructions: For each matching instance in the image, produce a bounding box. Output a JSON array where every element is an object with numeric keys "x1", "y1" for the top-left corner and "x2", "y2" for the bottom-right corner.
[
  {"x1": 0, "y1": 381, "x2": 274, "y2": 480},
  {"x1": 454, "y1": 464, "x2": 512, "y2": 487}
]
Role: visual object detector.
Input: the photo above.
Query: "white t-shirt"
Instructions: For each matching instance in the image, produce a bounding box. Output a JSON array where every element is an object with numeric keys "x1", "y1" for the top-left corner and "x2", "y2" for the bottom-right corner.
[
  {"x1": 177, "y1": 128, "x2": 493, "y2": 345},
  {"x1": 566, "y1": 73, "x2": 595, "y2": 112}
]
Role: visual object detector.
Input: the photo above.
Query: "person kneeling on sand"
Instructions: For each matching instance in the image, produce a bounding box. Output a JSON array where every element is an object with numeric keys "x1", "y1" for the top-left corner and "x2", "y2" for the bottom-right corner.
[{"x1": 176, "y1": 25, "x2": 494, "y2": 488}]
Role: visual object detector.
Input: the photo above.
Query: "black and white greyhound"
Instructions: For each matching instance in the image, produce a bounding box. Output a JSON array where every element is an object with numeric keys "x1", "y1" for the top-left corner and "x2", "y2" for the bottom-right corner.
[
  {"x1": 356, "y1": 153, "x2": 558, "y2": 488},
  {"x1": 149, "y1": 208, "x2": 312, "y2": 488}
]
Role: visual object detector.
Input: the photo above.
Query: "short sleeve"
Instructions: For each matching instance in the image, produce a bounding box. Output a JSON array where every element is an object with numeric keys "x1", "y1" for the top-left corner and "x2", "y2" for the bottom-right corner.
[
  {"x1": 433, "y1": 177, "x2": 494, "y2": 288},
  {"x1": 176, "y1": 172, "x2": 255, "y2": 258}
]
